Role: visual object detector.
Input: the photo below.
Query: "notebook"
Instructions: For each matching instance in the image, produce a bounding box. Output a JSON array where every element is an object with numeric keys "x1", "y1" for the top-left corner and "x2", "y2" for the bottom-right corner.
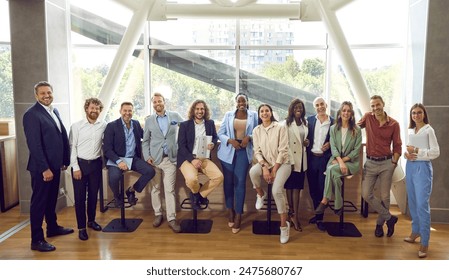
[{"x1": 409, "y1": 133, "x2": 429, "y2": 149}]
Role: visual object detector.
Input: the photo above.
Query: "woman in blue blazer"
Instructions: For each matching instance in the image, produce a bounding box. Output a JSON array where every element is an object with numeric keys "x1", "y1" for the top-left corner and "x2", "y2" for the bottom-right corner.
[{"x1": 217, "y1": 93, "x2": 258, "y2": 233}]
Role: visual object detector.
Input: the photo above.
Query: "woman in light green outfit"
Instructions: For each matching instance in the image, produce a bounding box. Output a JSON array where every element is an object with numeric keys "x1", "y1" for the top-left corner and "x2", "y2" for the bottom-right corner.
[{"x1": 315, "y1": 101, "x2": 362, "y2": 216}]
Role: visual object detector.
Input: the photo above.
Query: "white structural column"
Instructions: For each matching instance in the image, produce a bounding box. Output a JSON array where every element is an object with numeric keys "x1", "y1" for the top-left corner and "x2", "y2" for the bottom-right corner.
[
  {"x1": 98, "y1": 0, "x2": 155, "y2": 118},
  {"x1": 315, "y1": 0, "x2": 370, "y2": 113}
]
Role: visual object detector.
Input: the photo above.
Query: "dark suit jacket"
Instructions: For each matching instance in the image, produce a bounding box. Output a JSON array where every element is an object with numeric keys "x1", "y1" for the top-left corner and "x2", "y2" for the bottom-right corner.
[
  {"x1": 177, "y1": 119, "x2": 218, "y2": 168},
  {"x1": 103, "y1": 118, "x2": 144, "y2": 163},
  {"x1": 306, "y1": 114, "x2": 334, "y2": 161},
  {"x1": 23, "y1": 102, "x2": 70, "y2": 173}
]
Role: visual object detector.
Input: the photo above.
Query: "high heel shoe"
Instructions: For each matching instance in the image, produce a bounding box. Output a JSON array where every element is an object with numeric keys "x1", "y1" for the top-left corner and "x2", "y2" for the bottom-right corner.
[
  {"x1": 227, "y1": 208, "x2": 235, "y2": 228},
  {"x1": 232, "y1": 214, "x2": 241, "y2": 234},
  {"x1": 418, "y1": 245, "x2": 428, "y2": 258},
  {"x1": 404, "y1": 233, "x2": 420, "y2": 243},
  {"x1": 288, "y1": 214, "x2": 302, "y2": 232}
]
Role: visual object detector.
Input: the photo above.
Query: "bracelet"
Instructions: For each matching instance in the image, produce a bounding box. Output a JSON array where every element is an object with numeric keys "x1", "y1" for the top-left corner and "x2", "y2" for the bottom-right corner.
[{"x1": 392, "y1": 161, "x2": 397, "y2": 165}]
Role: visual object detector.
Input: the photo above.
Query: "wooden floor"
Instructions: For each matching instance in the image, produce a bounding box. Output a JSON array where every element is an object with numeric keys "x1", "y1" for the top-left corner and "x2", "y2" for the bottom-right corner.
[{"x1": 1, "y1": 205, "x2": 449, "y2": 260}]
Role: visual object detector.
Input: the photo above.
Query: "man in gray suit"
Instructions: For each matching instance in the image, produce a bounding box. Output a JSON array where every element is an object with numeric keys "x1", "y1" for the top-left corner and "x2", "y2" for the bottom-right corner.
[{"x1": 142, "y1": 92, "x2": 184, "y2": 233}]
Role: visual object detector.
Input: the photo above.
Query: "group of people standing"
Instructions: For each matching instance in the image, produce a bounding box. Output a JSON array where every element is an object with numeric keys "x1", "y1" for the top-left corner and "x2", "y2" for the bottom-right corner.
[{"x1": 23, "y1": 81, "x2": 440, "y2": 258}]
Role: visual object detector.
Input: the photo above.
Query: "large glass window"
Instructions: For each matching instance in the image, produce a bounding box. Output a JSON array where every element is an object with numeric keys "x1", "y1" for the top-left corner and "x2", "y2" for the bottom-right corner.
[
  {"x1": 69, "y1": 0, "x2": 409, "y2": 129},
  {"x1": 0, "y1": 0, "x2": 13, "y2": 120}
]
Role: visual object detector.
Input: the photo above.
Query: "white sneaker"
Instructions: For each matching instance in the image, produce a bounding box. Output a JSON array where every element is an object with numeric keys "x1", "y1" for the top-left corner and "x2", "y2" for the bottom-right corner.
[
  {"x1": 255, "y1": 191, "x2": 267, "y2": 210},
  {"x1": 280, "y1": 221, "x2": 290, "y2": 244}
]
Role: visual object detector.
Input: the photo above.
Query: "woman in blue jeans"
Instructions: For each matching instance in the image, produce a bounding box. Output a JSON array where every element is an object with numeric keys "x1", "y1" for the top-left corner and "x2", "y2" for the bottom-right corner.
[
  {"x1": 403, "y1": 103, "x2": 440, "y2": 258},
  {"x1": 217, "y1": 93, "x2": 258, "y2": 233}
]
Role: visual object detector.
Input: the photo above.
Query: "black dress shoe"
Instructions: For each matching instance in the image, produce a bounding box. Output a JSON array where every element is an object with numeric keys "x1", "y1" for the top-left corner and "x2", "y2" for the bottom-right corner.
[
  {"x1": 309, "y1": 216, "x2": 317, "y2": 224},
  {"x1": 126, "y1": 187, "x2": 137, "y2": 205},
  {"x1": 375, "y1": 224, "x2": 384, "y2": 237},
  {"x1": 189, "y1": 192, "x2": 200, "y2": 210},
  {"x1": 315, "y1": 203, "x2": 328, "y2": 215},
  {"x1": 47, "y1": 226, "x2": 74, "y2": 238},
  {"x1": 316, "y1": 221, "x2": 326, "y2": 232},
  {"x1": 198, "y1": 194, "x2": 209, "y2": 206},
  {"x1": 386, "y1": 215, "x2": 398, "y2": 237},
  {"x1": 31, "y1": 240, "x2": 56, "y2": 252},
  {"x1": 334, "y1": 207, "x2": 343, "y2": 216},
  {"x1": 87, "y1": 221, "x2": 102, "y2": 231},
  {"x1": 78, "y1": 229, "x2": 88, "y2": 241}
]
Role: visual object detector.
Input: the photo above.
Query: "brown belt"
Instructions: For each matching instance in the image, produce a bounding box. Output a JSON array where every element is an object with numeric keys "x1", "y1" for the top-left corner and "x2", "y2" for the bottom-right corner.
[
  {"x1": 366, "y1": 155, "x2": 392, "y2": 161},
  {"x1": 312, "y1": 152, "x2": 324, "y2": 157}
]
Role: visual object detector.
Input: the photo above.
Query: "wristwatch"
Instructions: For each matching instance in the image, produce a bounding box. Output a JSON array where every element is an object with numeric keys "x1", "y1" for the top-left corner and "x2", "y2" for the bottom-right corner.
[{"x1": 261, "y1": 163, "x2": 266, "y2": 168}]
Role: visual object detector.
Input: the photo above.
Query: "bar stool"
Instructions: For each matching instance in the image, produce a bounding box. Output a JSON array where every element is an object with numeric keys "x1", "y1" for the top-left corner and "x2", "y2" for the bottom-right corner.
[
  {"x1": 325, "y1": 174, "x2": 362, "y2": 237},
  {"x1": 102, "y1": 170, "x2": 143, "y2": 232},
  {"x1": 252, "y1": 184, "x2": 280, "y2": 235},
  {"x1": 179, "y1": 173, "x2": 213, "y2": 234}
]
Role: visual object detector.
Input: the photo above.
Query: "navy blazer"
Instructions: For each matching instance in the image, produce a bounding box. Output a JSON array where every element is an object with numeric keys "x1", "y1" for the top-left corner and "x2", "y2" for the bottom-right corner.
[
  {"x1": 103, "y1": 118, "x2": 144, "y2": 163},
  {"x1": 177, "y1": 119, "x2": 218, "y2": 168},
  {"x1": 306, "y1": 114, "x2": 334, "y2": 161},
  {"x1": 23, "y1": 102, "x2": 70, "y2": 173}
]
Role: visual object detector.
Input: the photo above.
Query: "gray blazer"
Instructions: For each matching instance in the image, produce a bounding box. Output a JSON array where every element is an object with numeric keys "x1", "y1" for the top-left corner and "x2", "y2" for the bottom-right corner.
[{"x1": 142, "y1": 111, "x2": 184, "y2": 165}]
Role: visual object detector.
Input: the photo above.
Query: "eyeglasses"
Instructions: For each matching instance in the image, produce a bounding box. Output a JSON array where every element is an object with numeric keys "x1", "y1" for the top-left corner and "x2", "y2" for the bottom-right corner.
[{"x1": 411, "y1": 111, "x2": 423, "y2": 115}]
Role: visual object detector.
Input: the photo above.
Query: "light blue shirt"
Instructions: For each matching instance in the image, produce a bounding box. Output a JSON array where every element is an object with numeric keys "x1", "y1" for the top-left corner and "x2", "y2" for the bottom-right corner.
[
  {"x1": 156, "y1": 113, "x2": 169, "y2": 155},
  {"x1": 121, "y1": 118, "x2": 136, "y2": 158}
]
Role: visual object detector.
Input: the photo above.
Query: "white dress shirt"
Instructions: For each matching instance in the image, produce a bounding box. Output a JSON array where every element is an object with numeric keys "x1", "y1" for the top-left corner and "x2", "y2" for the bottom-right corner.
[{"x1": 69, "y1": 118, "x2": 107, "y2": 171}]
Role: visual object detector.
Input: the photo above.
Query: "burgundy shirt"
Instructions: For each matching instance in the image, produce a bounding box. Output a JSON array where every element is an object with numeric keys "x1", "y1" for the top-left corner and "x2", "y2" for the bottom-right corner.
[{"x1": 358, "y1": 112, "x2": 402, "y2": 157}]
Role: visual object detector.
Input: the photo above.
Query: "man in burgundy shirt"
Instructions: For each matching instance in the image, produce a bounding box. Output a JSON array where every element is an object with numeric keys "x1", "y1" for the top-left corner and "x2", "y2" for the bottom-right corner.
[{"x1": 358, "y1": 95, "x2": 402, "y2": 238}]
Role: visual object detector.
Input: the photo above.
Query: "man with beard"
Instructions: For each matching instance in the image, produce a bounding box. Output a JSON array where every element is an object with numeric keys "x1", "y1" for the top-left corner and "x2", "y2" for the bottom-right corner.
[
  {"x1": 69, "y1": 98, "x2": 107, "y2": 241},
  {"x1": 23, "y1": 81, "x2": 73, "y2": 252},
  {"x1": 306, "y1": 97, "x2": 333, "y2": 231},
  {"x1": 177, "y1": 100, "x2": 223, "y2": 210},
  {"x1": 142, "y1": 92, "x2": 184, "y2": 233},
  {"x1": 104, "y1": 102, "x2": 156, "y2": 208},
  {"x1": 358, "y1": 95, "x2": 402, "y2": 238}
]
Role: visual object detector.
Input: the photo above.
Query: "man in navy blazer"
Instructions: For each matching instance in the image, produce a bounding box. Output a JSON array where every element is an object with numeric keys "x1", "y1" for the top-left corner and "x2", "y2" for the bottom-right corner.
[
  {"x1": 103, "y1": 102, "x2": 155, "y2": 207},
  {"x1": 306, "y1": 97, "x2": 334, "y2": 231},
  {"x1": 177, "y1": 100, "x2": 223, "y2": 210},
  {"x1": 23, "y1": 81, "x2": 74, "y2": 252}
]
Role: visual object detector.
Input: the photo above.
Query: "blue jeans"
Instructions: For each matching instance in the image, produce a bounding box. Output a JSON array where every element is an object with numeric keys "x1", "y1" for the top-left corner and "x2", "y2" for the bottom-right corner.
[
  {"x1": 107, "y1": 157, "x2": 155, "y2": 199},
  {"x1": 220, "y1": 148, "x2": 250, "y2": 214},
  {"x1": 406, "y1": 160, "x2": 433, "y2": 246}
]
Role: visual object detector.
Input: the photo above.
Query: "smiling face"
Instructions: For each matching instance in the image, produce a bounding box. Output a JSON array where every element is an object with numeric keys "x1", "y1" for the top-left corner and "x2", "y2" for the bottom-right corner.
[
  {"x1": 152, "y1": 95, "x2": 165, "y2": 115},
  {"x1": 194, "y1": 102, "x2": 205, "y2": 121},
  {"x1": 85, "y1": 102, "x2": 101, "y2": 122},
  {"x1": 120, "y1": 104, "x2": 133, "y2": 124},
  {"x1": 411, "y1": 107, "x2": 425, "y2": 126},
  {"x1": 314, "y1": 98, "x2": 327, "y2": 116},
  {"x1": 340, "y1": 104, "x2": 352, "y2": 122},
  {"x1": 258, "y1": 105, "x2": 272, "y2": 123},
  {"x1": 370, "y1": 97, "x2": 384, "y2": 117},
  {"x1": 35, "y1": 86, "x2": 53, "y2": 106},
  {"x1": 293, "y1": 102, "x2": 304, "y2": 120},
  {"x1": 236, "y1": 95, "x2": 248, "y2": 111}
]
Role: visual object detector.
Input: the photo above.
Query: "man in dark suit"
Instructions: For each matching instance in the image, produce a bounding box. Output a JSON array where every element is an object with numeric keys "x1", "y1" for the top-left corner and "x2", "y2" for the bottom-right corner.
[
  {"x1": 306, "y1": 97, "x2": 334, "y2": 231},
  {"x1": 177, "y1": 100, "x2": 223, "y2": 210},
  {"x1": 23, "y1": 81, "x2": 74, "y2": 252},
  {"x1": 103, "y1": 102, "x2": 155, "y2": 207}
]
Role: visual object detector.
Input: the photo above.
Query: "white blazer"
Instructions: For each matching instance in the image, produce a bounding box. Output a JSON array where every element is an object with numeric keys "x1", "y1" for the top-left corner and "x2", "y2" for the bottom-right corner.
[{"x1": 283, "y1": 120, "x2": 308, "y2": 172}]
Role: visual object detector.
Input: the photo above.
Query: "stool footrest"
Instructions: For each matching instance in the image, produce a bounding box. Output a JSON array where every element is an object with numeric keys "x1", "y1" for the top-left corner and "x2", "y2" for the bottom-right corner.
[
  {"x1": 252, "y1": 220, "x2": 280, "y2": 235},
  {"x1": 102, "y1": 218, "x2": 143, "y2": 232},
  {"x1": 324, "y1": 222, "x2": 362, "y2": 237},
  {"x1": 180, "y1": 219, "x2": 213, "y2": 234}
]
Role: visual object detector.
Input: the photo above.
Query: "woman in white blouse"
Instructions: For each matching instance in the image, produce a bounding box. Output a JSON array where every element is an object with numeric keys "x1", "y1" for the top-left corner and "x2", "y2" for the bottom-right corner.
[
  {"x1": 403, "y1": 103, "x2": 440, "y2": 258},
  {"x1": 249, "y1": 104, "x2": 291, "y2": 244}
]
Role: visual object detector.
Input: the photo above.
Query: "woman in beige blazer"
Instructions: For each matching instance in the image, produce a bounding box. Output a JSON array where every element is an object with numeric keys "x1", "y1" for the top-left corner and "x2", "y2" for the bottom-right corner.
[
  {"x1": 315, "y1": 101, "x2": 362, "y2": 216},
  {"x1": 283, "y1": 99, "x2": 309, "y2": 231}
]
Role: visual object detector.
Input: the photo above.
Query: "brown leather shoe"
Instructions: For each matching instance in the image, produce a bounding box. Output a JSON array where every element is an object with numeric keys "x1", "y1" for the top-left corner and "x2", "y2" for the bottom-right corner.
[{"x1": 418, "y1": 245, "x2": 428, "y2": 258}]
